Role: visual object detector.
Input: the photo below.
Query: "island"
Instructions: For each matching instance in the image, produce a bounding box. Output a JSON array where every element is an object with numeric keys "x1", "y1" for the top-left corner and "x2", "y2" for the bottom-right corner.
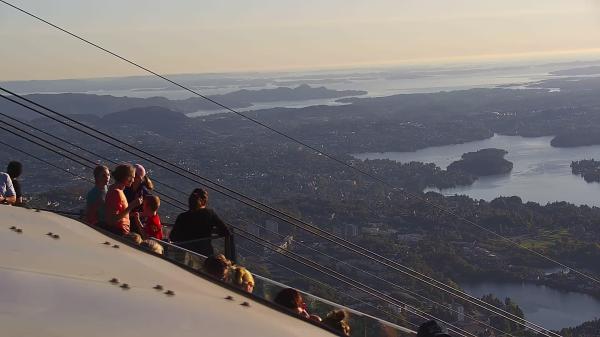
[
  {"x1": 447, "y1": 148, "x2": 513, "y2": 176},
  {"x1": 571, "y1": 159, "x2": 600, "y2": 182}
]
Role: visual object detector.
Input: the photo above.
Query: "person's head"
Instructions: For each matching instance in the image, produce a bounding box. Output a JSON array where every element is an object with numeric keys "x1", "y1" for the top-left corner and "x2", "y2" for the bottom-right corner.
[
  {"x1": 143, "y1": 195, "x2": 160, "y2": 216},
  {"x1": 188, "y1": 188, "x2": 208, "y2": 210},
  {"x1": 203, "y1": 254, "x2": 231, "y2": 281},
  {"x1": 124, "y1": 232, "x2": 143, "y2": 245},
  {"x1": 323, "y1": 310, "x2": 351, "y2": 336},
  {"x1": 133, "y1": 164, "x2": 146, "y2": 185},
  {"x1": 141, "y1": 240, "x2": 164, "y2": 255},
  {"x1": 417, "y1": 320, "x2": 451, "y2": 337},
  {"x1": 93, "y1": 165, "x2": 110, "y2": 187},
  {"x1": 7, "y1": 161, "x2": 22, "y2": 179},
  {"x1": 112, "y1": 164, "x2": 135, "y2": 187},
  {"x1": 274, "y1": 288, "x2": 305, "y2": 314},
  {"x1": 232, "y1": 266, "x2": 255, "y2": 293}
]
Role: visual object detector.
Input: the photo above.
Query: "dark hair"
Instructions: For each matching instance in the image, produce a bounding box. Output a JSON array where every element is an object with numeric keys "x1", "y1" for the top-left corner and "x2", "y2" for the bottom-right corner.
[
  {"x1": 188, "y1": 188, "x2": 208, "y2": 210},
  {"x1": 112, "y1": 164, "x2": 134, "y2": 183},
  {"x1": 323, "y1": 310, "x2": 351, "y2": 336},
  {"x1": 93, "y1": 165, "x2": 109, "y2": 179},
  {"x1": 417, "y1": 320, "x2": 450, "y2": 337},
  {"x1": 203, "y1": 254, "x2": 230, "y2": 280},
  {"x1": 274, "y1": 288, "x2": 303, "y2": 310},
  {"x1": 7, "y1": 161, "x2": 22, "y2": 179}
]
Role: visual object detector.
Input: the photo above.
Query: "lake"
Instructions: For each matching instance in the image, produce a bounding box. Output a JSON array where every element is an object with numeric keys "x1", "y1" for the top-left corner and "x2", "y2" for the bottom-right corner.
[
  {"x1": 354, "y1": 134, "x2": 600, "y2": 207},
  {"x1": 461, "y1": 281, "x2": 600, "y2": 330}
]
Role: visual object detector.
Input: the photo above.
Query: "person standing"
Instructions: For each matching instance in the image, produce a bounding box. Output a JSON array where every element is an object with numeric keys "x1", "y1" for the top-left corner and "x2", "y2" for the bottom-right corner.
[
  {"x1": 105, "y1": 164, "x2": 142, "y2": 235},
  {"x1": 85, "y1": 165, "x2": 110, "y2": 226},
  {"x1": 169, "y1": 188, "x2": 230, "y2": 256},
  {"x1": 124, "y1": 164, "x2": 153, "y2": 212}
]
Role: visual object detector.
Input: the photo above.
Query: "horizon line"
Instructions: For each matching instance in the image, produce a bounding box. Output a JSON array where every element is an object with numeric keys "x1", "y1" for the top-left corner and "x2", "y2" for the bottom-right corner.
[{"x1": 4, "y1": 48, "x2": 600, "y2": 83}]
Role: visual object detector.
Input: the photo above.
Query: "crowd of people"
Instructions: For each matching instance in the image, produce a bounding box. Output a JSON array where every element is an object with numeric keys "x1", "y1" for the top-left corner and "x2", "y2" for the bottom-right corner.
[{"x1": 1, "y1": 160, "x2": 452, "y2": 337}]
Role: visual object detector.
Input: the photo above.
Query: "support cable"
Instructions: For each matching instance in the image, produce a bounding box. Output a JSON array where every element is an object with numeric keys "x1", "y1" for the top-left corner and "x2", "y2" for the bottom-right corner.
[
  {"x1": 0, "y1": 90, "x2": 560, "y2": 337},
  {"x1": 241, "y1": 221, "x2": 519, "y2": 337},
  {"x1": 0, "y1": 0, "x2": 594, "y2": 290},
  {"x1": 233, "y1": 227, "x2": 475, "y2": 337},
  {"x1": 236, "y1": 244, "x2": 421, "y2": 331},
  {"x1": 0, "y1": 122, "x2": 516, "y2": 337},
  {"x1": 0, "y1": 111, "x2": 186, "y2": 201},
  {"x1": 0, "y1": 126, "x2": 185, "y2": 211}
]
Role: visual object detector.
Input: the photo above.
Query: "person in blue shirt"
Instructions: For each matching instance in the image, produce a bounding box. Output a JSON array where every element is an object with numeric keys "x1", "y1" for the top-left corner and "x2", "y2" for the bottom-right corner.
[{"x1": 85, "y1": 165, "x2": 110, "y2": 226}]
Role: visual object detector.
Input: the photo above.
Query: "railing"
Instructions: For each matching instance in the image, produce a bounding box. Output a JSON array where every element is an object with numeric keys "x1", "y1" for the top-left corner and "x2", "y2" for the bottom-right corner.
[{"x1": 152, "y1": 238, "x2": 416, "y2": 337}]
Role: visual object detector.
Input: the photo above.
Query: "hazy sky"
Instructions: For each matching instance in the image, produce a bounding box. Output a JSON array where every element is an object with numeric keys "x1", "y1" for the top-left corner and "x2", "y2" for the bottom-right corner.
[{"x1": 2, "y1": 0, "x2": 600, "y2": 80}]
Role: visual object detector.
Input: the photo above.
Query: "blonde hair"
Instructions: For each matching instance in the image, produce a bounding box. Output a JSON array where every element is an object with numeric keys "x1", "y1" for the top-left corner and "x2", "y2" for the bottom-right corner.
[
  {"x1": 232, "y1": 266, "x2": 254, "y2": 288},
  {"x1": 141, "y1": 240, "x2": 164, "y2": 255},
  {"x1": 125, "y1": 232, "x2": 143, "y2": 245}
]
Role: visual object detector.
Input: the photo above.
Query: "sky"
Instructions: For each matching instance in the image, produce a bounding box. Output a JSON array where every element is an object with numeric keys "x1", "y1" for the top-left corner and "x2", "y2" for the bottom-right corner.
[{"x1": 2, "y1": 0, "x2": 600, "y2": 80}]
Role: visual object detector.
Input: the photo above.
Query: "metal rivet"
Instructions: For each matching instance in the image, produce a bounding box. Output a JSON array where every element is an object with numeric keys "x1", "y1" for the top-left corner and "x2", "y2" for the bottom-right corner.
[
  {"x1": 153, "y1": 284, "x2": 164, "y2": 290},
  {"x1": 112, "y1": 244, "x2": 120, "y2": 249},
  {"x1": 120, "y1": 283, "x2": 130, "y2": 290},
  {"x1": 52, "y1": 234, "x2": 60, "y2": 239},
  {"x1": 109, "y1": 278, "x2": 119, "y2": 284},
  {"x1": 15, "y1": 228, "x2": 23, "y2": 233},
  {"x1": 225, "y1": 295, "x2": 234, "y2": 301},
  {"x1": 240, "y1": 302, "x2": 250, "y2": 307},
  {"x1": 103, "y1": 241, "x2": 111, "y2": 245},
  {"x1": 164, "y1": 290, "x2": 175, "y2": 296}
]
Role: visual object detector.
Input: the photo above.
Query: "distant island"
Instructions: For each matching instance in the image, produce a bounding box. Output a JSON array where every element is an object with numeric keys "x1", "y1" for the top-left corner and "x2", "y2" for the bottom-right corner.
[
  {"x1": 447, "y1": 148, "x2": 513, "y2": 176},
  {"x1": 571, "y1": 159, "x2": 600, "y2": 183},
  {"x1": 0, "y1": 84, "x2": 366, "y2": 120}
]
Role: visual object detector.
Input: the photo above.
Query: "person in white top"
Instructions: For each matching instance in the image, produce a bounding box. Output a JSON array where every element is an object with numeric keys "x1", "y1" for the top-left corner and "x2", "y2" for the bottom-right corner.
[{"x1": 0, "y1": 172, "x2": 16, "y2": 205}]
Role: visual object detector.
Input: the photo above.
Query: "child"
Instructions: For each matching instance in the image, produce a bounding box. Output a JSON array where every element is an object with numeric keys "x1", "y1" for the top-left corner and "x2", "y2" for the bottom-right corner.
[{"x1": 140, "y1": 195, "x2": 163, "y2": 240}]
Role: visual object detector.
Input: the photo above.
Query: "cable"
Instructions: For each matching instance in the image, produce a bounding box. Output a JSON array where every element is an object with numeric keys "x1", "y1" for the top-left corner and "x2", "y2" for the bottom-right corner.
[
  {"x1": 0, "y1": 91, "x2": 560, "y2": 337},
  {"x1": 2, "y1": 113, "x2": 533, "y2": 337},
  {"x1": 1, "y1": 0, "x2": 593, "y2": 290},
  {"x1": 236, "y1": 245, "x2": 420, "y2": 331},
  {"x1": 0, "y1": 125, "x2": 185, "y2": 212},
  {"x1": 0, "y1": 122, "x2": 465, "y2": 336},
  {"x1": 0, "y1": 111, "x2": 187, "y2": 201},
  {"x1": 0, "y1": 139, "x2": 92, "y2": 183},
  {"x1": 233, "y1": 226, "x2": 475, "y2": 337},
  {"x1": 240, "y1": 220, "x2": 520, "y2": 337}
]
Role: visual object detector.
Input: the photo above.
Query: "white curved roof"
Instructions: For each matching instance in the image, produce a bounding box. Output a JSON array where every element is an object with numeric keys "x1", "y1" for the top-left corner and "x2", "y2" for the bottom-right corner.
[{"x1": 0, "y1": 205, "x2": 336, "y2": 337}]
